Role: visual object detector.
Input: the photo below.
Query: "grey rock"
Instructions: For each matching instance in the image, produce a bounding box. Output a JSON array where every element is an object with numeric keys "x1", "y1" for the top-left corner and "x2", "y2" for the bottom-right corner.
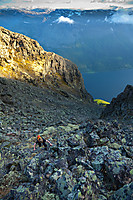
[
  {"x1": 109, "y1": 182, "x2": 133, "y2": 200},
  {"x1": 101, "y1": 85, "x2": 133, "y2": 121}
]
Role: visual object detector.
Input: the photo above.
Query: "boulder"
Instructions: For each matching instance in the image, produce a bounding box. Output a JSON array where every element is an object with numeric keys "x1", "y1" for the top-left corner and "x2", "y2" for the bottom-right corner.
[
  {"x1": 89, "y1": 146, "x2": 133, "y2": 191},
  {"x1": 109, "y1": 182, "x2": 133, "y2": 200}
]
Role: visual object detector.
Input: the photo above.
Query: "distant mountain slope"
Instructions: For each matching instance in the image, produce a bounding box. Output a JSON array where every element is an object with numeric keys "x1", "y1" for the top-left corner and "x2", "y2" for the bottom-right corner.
[
  {"x1": 101, "y1": 85, "x2": 133, "y2": 122},
  {"x1": 0, "y1": 26, "x2": 92, "y2": 101}
]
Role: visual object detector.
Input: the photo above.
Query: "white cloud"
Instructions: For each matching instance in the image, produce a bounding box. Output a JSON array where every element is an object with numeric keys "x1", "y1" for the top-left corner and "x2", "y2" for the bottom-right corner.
[
  {"x1": 56, "y1": 16, "x2": 74, "y2": 24},
  {"x1": 110, "y1": 12, "x2": 133, "y2": 25}
]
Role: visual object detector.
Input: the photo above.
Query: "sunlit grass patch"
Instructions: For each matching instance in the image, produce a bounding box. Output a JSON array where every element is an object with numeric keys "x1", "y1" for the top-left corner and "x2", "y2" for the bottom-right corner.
[{"x1": 94, "y1": 99, "x2": 110, "y2": 107}]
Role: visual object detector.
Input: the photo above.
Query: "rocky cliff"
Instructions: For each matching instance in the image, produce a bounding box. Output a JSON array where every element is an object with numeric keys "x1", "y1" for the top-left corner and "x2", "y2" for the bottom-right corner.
[
  {"x1": 0, "y1": 26, "x2": 92, "y2": 101},
  {"x1": 101, "y1": 85, "x2": 133, "y2": 122}
]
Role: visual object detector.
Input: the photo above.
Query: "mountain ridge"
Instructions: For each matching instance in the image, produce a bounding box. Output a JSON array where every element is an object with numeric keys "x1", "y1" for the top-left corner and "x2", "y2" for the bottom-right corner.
[
  {"x1": 0, "y1": 26, "x2": 93, "y2": 102},
  {"x1": 101, "y1": 84, "x2": 133, "y2": 123}
]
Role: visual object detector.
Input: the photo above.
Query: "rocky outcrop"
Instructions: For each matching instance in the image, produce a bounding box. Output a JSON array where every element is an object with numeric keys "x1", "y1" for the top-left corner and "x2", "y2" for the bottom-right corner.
[
  {"x1": 0, "y1": 26, "x2": 92, "y2": 101},
  {"x1": 101, "y1": 85, "x2": 133, "y2": 121}
]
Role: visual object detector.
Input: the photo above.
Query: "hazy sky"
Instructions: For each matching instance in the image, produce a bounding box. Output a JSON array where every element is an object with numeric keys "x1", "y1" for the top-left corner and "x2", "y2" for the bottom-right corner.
[{"x1": 0, "y1": 0, "x2": 133, "y2": 10}]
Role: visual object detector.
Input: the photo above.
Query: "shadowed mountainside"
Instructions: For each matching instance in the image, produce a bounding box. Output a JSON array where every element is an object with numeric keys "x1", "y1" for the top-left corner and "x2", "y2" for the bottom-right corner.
[
  {"x1": 101, "y1": 85, "x2": 133, "y2": 123},
  {"x1": 0, "y1": 76, "x2": 102, "y2": 128}
]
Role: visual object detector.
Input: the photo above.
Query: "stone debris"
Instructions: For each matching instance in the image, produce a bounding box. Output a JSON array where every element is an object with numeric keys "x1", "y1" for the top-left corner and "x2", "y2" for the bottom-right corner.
[{"x1": 0, "y1": 118, "x2": 132, "y2": 199}]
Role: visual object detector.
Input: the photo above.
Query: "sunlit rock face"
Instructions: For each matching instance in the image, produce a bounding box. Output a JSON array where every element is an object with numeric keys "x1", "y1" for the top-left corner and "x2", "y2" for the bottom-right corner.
[{"x1": 0, "y1": 26, "x2": 93, "y2": 101}]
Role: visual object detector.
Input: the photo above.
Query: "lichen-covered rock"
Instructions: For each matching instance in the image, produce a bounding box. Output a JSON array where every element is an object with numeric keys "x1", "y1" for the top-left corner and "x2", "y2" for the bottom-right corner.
[
  {"x1": 0, "y1": 26, "x2": 93, "y2": 102},
  {"x1": 26, "y1": 153, "x2": 76, "y2": 199},
  {"x1": 0, "y1": 117, "x2": 132, "y2": 199},
  {"x1": 89, "y1": 146, "x2": 109, "y2": 172},
  {"x1": 89, "y1": 146, "x2": 133, "y2": 191},
  {"x1": 26, "y1": 152, "x2": 48, "y2": 183},
  {"x1": 71, "y1": 165, "x2": 102, "y2": 199},
  {"x1": 54, "y1": 170, "x2": 74, "y2": 200},
  {"x1": 7, "y1": 185, "x2": 32, "y2": 200},
  {"x1": 86, "y1": 131, "x2": 100, "y2": 147},
  {"x1": 104, "y1": 154, "x2": 133, "y2": 190},
  {"x1": 42, "y1": 192, "x2": 60, "y2": 200},
  {"x1": 0, "y1": 171, "x2": 24, "y2": 198},
  {"x1": 3, "y1": 183, "x2": 45, "y2": 200},
  {"x1": 109, "y1": 182, "x2": 133, "y2": 200}
]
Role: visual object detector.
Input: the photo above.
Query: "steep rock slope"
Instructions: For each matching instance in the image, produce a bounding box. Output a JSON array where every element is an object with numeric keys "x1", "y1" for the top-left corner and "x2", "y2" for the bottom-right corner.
[
  {"x1": 0, "y1": 76, "x2": 101, "y2": 128},
  {"x1": 101, "y1": 85, "x2": 133, "y2": 122},
  {"x1": 0, "y1": 26, "x2": 92, "y2": 101}
]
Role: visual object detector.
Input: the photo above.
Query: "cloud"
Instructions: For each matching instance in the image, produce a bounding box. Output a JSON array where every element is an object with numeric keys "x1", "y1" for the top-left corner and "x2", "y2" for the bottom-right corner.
[
  {"x1": 56, "y1": 16, "x2": 74, "y2": 24},
  {"x1": 110, "y1": 12, "x2": 133, "y2": 25}
]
